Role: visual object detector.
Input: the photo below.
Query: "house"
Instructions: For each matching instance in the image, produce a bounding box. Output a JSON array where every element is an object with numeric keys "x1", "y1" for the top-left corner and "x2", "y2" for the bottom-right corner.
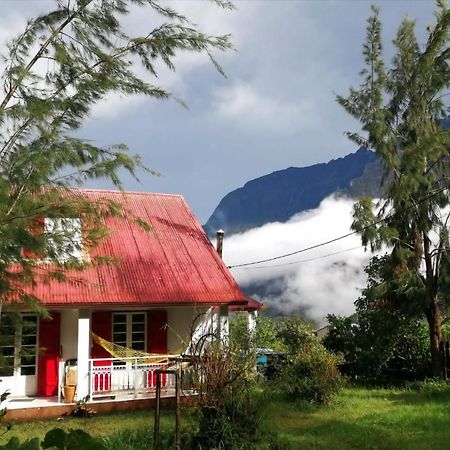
[{"x1": 0, "y1": 189, "x2": 260, "y2": 413}]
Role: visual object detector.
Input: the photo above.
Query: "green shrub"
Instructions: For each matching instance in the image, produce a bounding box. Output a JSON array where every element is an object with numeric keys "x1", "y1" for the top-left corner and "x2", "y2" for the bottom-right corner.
[
  {"x1": 277, "y1": 343, "x2": 344, "y2": 405},
  {"x1": 324, "y1": 314, "x2": 431, "y2": 383},
  {"x1": 187, "y1": 343, "x2": 287, "y2": 449},
  {"x1": 192, "y1": 389, "x2": 288, "y2": 450},
  {"x1": 276, "y1": 316, "x2": 316, "y2": 353},
  {"x1": 229, "y1": 314, "x2": 286, "y2": 352}
]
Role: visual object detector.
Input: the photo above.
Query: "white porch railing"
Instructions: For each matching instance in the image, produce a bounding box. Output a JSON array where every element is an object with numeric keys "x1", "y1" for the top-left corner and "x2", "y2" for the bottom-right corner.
[{"x1": 88, "y1": 357, "x2": 178, "y2": 400}]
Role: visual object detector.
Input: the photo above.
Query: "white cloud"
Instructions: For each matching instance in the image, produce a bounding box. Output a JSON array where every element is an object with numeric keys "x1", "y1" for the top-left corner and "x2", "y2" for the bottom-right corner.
[
  {"x1": 211, "y1": 81, "x2": 316, "y2": 133},
  {"x1": 223, "y1": 196, "x2": 377, "y2": 324}
]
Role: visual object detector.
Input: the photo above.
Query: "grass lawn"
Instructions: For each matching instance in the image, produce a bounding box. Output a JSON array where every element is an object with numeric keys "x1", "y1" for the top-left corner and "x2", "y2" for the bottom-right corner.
[
  {"x1": 0, "y1": 408, "x2": 189, "y2": 446},
  {"x1": 1, "y1": 385, "x2": 450, "y2": 449},
  {"x1": 269, "y1": 385, "x2": 450, "y2": 449}
]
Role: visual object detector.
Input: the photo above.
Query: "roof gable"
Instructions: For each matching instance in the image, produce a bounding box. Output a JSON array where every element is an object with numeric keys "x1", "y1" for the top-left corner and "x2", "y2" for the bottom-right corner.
[{"x1": 27, "y1": 189, "x2": 251, "y2": 307}]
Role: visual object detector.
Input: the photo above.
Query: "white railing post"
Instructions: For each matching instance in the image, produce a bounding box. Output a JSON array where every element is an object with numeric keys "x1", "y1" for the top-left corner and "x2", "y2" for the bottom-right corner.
[
  {"x1": 133, "y1": 358, "x2": 138, "y2": 399},
  {"x1": 88, "y1": 359, "x2": 93, "y2": 402},
  {"x1": 58, "y1": 360, "x2": 65, "y2": 403}
]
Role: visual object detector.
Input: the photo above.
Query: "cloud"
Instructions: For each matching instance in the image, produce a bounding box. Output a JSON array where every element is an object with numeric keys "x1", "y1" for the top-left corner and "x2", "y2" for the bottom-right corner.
[
  {"x1": 211, "y1": 81, "x2": 316, "y2": 133},
  {"x1": 223, "y1": 196, "x2": 377, "y2": 325}
]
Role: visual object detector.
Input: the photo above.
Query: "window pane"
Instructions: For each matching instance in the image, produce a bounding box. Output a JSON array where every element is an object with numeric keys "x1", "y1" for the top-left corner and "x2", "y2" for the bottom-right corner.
[
  {"x1": 132, "y1": 332, "x2": 145, "y2": 342},
  {"x1": 1, "y1": 347, "x2": 14, "y2": 357},
  {"x1": 132, "y1": 341, "x2": 145, "y2": 351},
  {"x1": 133, "y1": 323, "x2": 145, "y2": 332},
  {"x1": 21, "y1": 355, "x2": 36, "y2": 367},
  {"x1": 22, "y1": 335, "x2": 36, "y2": 346},
  {"x1": 22, "y1": 316, "x2": 37, "y2": 335},
  {"x1": 0, "y1": 366, "x2": 13, "y2": 376},
  {"x1": 113, "y1": 323, "x2": 126, "y2": 333},
  {"x1": 114, "y1": 314, "x2": 126, "y2": 324},
  {"x1": 132, "y1": 314, "x2": 145, "y2": 324},
  {"x1": 113, "y1": 332, "x2": 126, "y2": 343},
  {"x1": 21, "y1": 366, "x2": 35, "y2": 376}
]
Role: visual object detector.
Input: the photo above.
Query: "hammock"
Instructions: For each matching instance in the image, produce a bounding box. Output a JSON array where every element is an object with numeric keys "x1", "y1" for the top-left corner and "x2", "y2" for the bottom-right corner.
[{"x1": 92, "y1": 333, "x2": 181, "y2": 365}]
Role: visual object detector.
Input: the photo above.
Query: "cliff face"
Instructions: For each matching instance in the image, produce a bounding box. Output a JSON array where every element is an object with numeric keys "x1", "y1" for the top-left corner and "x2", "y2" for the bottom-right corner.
[{"x1": 204, "y1": 148, "x2": 381, "y2": 236}]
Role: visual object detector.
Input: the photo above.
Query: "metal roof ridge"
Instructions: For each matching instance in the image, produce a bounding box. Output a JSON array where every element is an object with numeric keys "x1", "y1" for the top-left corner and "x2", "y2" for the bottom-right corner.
[{"x1": 71, "y1": 188, "x2": 185, "y2": 198}]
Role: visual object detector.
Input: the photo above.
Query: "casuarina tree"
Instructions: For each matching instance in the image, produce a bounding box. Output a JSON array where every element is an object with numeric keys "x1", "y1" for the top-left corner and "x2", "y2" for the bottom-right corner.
[
  {"x1": 0, "y1": 0, "x2": 232, "y2": 314},
  {"x1": 337, "y1": 2, "x2": 450, "y2": 377}
]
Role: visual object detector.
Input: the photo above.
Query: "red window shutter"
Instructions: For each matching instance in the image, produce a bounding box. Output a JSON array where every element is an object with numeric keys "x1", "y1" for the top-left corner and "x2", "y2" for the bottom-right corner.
[
  {"x1": 147, "y1": 310, "x2": 168, "y2": 354},
  {"x1": 37, "y1": 312, "x2": 61, "y2": 397},
  {"x1": 91, "y1": 311, "x2": 112, "y2": 392},
  {"x1": 91, "y1": 311, "x2": 112, "y2": 364},
  {"x1": 23, "y1": 216, "x2": 45, "y2": 259}
]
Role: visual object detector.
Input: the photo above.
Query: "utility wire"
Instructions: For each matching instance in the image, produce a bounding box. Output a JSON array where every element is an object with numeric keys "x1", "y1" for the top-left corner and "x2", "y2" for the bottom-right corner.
[
  {"x1": 232, "y1": 245, "x2": 364, "y2": 269},
  {"x1": 227, "y1": 185, "x2": 448, "y2": 269}
]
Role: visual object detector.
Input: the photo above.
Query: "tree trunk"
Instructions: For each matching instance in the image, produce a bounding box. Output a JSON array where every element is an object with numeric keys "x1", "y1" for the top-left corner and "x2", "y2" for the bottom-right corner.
[{"x1": 426, "y1": 297, "x2": 444, "y2": 378}]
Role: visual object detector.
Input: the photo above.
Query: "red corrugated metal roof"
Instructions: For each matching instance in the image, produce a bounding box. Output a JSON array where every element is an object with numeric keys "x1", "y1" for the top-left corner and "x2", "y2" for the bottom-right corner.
[
  {"x1": 23, "y1": 189, "x2": 254, "y2": 308},
  {"x1": 229, "y1": 298, "x2": 265, "y2": 312}
]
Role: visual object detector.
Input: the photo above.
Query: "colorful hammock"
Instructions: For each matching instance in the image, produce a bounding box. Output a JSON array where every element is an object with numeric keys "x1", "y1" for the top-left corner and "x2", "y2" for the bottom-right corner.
[{"x1": 91, "y1": 333, "x2": 180, "y2": 365}]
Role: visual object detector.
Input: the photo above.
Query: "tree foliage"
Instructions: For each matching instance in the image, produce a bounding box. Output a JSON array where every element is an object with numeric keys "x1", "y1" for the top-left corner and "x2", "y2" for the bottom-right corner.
[
  {"x1": 337, "y1": 2, "x2": 450, "y2": 376},
  {"x1": 229, "y1": 314, "x2": 344, "y2": 404},
  {"x1": 0, "y1": 0, "x2": 232, "y2": 311},
  {"x1": 324, "y1": 257, "x2": 431, "y2": 383}
]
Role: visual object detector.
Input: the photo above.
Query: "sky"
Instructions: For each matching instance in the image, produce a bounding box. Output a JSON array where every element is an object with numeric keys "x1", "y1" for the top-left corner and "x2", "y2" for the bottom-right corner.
[{"x1": 0, "y1": 0, "x2": 437, "y2": 223}]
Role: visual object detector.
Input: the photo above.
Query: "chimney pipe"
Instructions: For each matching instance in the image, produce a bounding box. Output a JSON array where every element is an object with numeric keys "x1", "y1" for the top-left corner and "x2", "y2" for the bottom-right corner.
[{"x1": 216, "y1": 229, "x2": 224, "y2": 259}]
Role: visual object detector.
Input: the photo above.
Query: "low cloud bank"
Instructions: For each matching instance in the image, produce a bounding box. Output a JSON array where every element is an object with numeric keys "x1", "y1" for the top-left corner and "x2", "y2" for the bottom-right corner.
[{"x1": 222, "y1": 196, "x2": 376, "y2": 325}]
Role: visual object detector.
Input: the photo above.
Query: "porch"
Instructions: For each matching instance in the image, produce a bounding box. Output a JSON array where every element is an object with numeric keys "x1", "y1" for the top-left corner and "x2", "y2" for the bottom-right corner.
[
  {"x1": 0, "y1": 305, "x2": 217, "y2": 400},
  {"x1": 2, "y1": 355, "x2": 194, "y2": 422},
  {"x1": 2, "y1": 390, "x2": 187, "y2": 423},
  {"x1": 58, "y1": 356, "x2": 190, "y2": 403}
]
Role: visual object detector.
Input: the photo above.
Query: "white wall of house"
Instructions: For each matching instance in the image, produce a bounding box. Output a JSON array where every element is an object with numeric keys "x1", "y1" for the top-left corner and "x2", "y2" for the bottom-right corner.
[
  {"x1": 60, "y1": 309, "x2": 79, "y2": 361},
  {"x1": 76, "y1": 309, "x2": 91, "y2": 400},
  {"x1": 167, "y1": 306, "x2": 209, "y2": 354}
]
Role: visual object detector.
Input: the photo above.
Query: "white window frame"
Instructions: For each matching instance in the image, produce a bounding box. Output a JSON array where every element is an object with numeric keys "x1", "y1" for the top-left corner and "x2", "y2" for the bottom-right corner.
[
  {"x1": 112, "y1": 312, "x2": 147, "y2": 352},
  {"x1": 45, "y1": 218, "x2": 83, "y2": 262},
  {"x1": 0, "y1": 314, "x2": 38, "y2": 377}
]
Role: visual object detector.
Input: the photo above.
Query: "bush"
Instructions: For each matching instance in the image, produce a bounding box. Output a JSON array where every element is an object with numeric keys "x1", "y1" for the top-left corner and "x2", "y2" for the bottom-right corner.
[
  {"x1": 230, "y1": 314, "x2": 344, "y2": 406},
  {"x1": 192, "y1": 389, "x2": 288, "y2": 450},
  {"x1": 276, "y1": 316, "x2": 315, "y2": 353},
  {"x1": 277, "y1": 342, "x2": 344, "y2": 405},
  {"x1": 323, "y1": 314, "x2": 431, "y2": 384},
  {"x1": 229, "y1": 314, "x2": 285, "y2": 352},
  {"x1": 187, "y1": 342, "x2": 287, "y2": 449}
]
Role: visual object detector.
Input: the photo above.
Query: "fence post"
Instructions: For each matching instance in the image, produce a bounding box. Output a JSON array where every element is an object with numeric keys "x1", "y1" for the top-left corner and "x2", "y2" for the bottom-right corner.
[
  {"x1": 175, "y1": 367, "x2": 181, "y2": 450},
  {"x1": 153, "y1": 368, "x2": 181, "y2": 450},
  {"x1": 153, "y1": 371, "x2": 161, "y2": 450}
]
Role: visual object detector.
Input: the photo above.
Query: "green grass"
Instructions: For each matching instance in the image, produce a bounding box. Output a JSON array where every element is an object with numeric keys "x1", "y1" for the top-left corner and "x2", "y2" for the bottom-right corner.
[
  {"x1": 269, "y1": 385, "x2": 450, "y2": 449},
  {"x1": 2, "y1": 386, "x2": 450, "y2": 449},
  {"x1": 0, "y1": 409, "x2": 187, "y2": 445}
]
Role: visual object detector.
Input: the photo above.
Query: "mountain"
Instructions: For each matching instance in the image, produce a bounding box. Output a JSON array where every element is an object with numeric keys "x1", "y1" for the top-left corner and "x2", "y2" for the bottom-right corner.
[{"x1": 204, "y1": 148, "x2": 383, "y2": 236}]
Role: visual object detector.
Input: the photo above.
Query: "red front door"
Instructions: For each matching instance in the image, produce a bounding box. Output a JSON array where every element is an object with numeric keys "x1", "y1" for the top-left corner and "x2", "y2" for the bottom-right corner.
[{"x1": 37, "y1": 312, "x2": 61, "y2": 397}]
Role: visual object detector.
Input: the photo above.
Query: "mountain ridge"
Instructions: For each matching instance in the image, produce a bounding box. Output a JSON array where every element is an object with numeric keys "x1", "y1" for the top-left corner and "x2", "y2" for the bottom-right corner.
[{"x1": 204, "y1": 148, "x2": 382, "y2": 236}]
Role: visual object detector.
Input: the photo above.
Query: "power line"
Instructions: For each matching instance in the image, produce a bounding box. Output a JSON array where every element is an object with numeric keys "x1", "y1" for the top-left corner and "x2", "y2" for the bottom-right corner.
[
  {"x1": 227, "y1": 230, "x2": 361, "y2": 269},
  {"x1": 227, "y1": 185, "x2": 448, "y2": 269},
  {"x1": 232, "y1": 245, "x2": 364, "y2": 270}
]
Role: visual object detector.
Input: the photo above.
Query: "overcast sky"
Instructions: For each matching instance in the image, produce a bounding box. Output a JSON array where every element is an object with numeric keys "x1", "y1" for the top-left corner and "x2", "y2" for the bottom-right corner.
[{"x1": 0, "y1": 0, "x2": 436, "y2": 222}]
